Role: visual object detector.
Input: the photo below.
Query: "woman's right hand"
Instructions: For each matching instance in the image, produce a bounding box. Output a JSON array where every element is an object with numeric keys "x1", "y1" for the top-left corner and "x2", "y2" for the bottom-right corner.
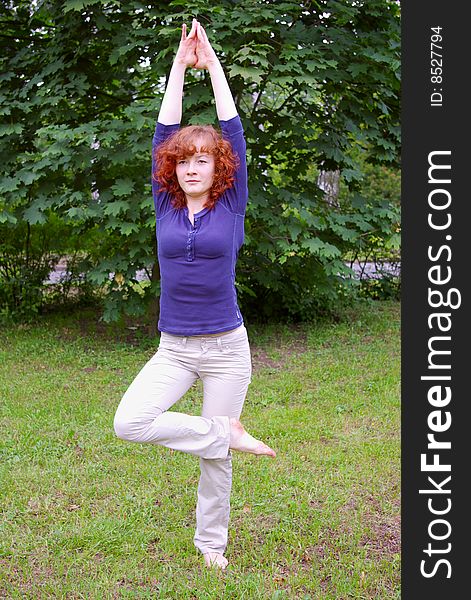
[{"x1": 174, "y1": 19, "x2": 198, "y2": 67}]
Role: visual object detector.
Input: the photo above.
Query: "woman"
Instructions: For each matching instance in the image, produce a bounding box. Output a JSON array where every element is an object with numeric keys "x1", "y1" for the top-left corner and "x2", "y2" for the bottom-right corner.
[{"x1": 113, "y1": 19, "x2": 276, "y2": 570}]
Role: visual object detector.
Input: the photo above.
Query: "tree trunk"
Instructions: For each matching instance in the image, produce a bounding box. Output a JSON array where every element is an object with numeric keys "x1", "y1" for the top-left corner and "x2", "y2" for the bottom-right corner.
[{"x1": 317, "y1": 169, "x2": 340, "y2": 207}]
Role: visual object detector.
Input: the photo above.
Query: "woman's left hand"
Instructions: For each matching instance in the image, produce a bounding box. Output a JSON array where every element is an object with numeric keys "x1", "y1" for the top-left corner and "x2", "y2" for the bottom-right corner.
[{"x1": 194, "y1": 22, "x2": 219, "y2": 70}]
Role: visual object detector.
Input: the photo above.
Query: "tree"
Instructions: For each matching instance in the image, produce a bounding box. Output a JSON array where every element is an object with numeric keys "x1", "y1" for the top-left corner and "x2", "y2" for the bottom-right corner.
[{"x1": 0, "y1": 0, "x2": 400, "y2": 322}]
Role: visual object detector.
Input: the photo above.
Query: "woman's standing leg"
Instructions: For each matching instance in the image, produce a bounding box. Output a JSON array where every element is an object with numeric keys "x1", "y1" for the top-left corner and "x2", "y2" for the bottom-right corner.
[{"x1": 193, "y1": 327, "x2": 252, "y2": 566}]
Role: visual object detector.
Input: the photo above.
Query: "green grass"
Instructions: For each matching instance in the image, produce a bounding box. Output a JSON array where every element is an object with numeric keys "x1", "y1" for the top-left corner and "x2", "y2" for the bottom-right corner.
[{"x1": 0, "y1": 301, "x2": 400, "y2": 599}]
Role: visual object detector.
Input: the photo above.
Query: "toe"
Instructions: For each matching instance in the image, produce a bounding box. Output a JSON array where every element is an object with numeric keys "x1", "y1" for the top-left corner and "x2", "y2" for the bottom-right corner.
[{"x1": 204, "y1": 552, "x2": 228, "y2": 570}]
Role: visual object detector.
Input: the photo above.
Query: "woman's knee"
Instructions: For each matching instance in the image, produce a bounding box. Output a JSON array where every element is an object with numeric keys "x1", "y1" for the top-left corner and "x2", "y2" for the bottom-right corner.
[
  {"x1": 113, "y1": 395, "x2": 165, "y2": 443},
  {"x1": 114, "y1": 412, "x2": 155, "y2": 443},
  {"x1": 113, "y1": 410, "x2": 136, "y2": 441},
  {"x1": 113, "y1": 394, "x2": 145, "y2": 442}
]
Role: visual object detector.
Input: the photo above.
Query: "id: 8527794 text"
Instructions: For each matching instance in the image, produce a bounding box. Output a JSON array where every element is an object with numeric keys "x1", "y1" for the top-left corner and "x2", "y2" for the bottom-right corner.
[{"x1": 430, "y1": 26, "x2": 443, "y2": 108}]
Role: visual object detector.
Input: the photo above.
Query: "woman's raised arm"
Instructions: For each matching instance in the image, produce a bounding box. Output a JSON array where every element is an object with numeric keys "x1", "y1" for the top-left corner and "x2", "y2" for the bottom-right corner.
[
  {"x1": 195, "y1": 23, "x2": 238, "y2": 122},
  {"x1": 157, "y1": 20, "x2": 198, "y2": 125}
]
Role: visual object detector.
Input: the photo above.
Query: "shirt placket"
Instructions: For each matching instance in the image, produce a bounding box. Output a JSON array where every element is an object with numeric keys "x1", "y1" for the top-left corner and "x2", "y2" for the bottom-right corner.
[{"x1": 186, "y1": 216, "x2": 200, "y2": 262}]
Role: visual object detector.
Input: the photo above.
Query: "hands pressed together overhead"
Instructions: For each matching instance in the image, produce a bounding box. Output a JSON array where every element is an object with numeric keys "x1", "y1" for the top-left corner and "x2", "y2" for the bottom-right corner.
[
  {"x1": 175, "y1": 18, "x2": 218, "y2": 70},
  {"x1": 158, "y1": 16, "x2": 236, "y2": 124}
]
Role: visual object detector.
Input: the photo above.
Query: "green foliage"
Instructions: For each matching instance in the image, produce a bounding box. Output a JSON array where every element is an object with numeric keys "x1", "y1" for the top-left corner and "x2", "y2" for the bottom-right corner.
[
  {"x1": 0, "y1": 0, "x2": 400, "y2": 322},
  {"x1": 359, "y1": 275, "x2": 401, "y2": 302},
  {"x1": 0, "y1": 219, "x2": 58, "y2": 320},
  {"x1": 0, "y1": 214, "x2": 99, "y2": 321}
]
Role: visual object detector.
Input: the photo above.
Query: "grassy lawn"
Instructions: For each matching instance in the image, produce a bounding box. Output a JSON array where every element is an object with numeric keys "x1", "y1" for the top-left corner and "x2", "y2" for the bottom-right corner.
[{"x1": 0, "y1": 301, "x2": 400, "y2": 599}]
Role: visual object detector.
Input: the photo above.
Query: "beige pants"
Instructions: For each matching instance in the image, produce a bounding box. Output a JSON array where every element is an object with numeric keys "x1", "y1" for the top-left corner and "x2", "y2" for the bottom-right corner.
[{"x1": 113, "y1": 324, "x2": 252, "y2": 555}]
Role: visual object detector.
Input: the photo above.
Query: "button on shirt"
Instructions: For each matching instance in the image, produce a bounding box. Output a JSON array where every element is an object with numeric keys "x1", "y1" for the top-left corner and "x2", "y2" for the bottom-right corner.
[{"x1": 152, "y1": 115, "x2": 248, "y2": 335}]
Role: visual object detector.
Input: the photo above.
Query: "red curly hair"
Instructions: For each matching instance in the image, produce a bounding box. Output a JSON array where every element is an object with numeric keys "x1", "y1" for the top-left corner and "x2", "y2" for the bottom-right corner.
[{"x1": 153, "y1": 125, "x2": 239, "y2": 210}]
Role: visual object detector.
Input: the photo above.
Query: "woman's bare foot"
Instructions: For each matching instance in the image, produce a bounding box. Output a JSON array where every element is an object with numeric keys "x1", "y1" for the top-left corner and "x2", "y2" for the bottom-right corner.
[
  {"x1": 204, "y1": 552, "x2": 228, "y2": 570},
  {"x1": 229, "y1": 418, "x2": 276, "y2": 457}
]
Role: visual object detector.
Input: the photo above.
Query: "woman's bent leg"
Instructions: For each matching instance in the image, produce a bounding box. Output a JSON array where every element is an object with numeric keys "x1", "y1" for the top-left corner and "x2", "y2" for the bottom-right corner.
[{"x1": 113, "y1": 345, "x2": 230, "y2": 459}]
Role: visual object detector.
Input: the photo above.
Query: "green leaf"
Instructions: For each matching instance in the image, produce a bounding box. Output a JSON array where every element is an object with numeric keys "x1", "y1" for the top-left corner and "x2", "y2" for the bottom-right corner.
[
  {"x1": 0, "y1": 177, "x2": 19, "y2": 193},
  {"x1": 23, "y1": 204, "x2": 46, "y2": 225},
  {"x1": 104, "y1": 200, "x2": 130, "y2": 216},
  {"x1": 348, "y1": 63, "x2": 370, "y2": 77},
  {"x1": 63, "y1": 0, "x2": 101, "y2": 14},
  {"x1": 16, "y1": 170, "x2": 39, "y2": 186},
  {"x1": 301, "y1": 238, "x2": 341, "y2": 259},
  {"x1": 287, "y1": 223, "x2": 302, "y2": 241},
  {"x1": 228, "y1": 65, "x2": 263, "y2": 85},
  {"x1": 119, "y1": 222, "x2": 139, "y2": 236},
  {"x1": 0, "y1": 211, "x2": 17, "y2": 224},
  {"x1": 111, "y1": 179, "x2": 135, "y2": 197},
  {"x1": 0, "y1": 123, "x2": 23, "y2": 136}
]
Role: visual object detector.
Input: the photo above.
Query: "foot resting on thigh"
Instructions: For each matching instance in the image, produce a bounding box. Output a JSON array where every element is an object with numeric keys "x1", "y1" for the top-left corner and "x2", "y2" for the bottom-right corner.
[
  {"x1": 229, "y1": 418, "x2": 276, "y2": 457},
  {"x1": 204, "y1": 552, "x2": 229, "y2": 570}
]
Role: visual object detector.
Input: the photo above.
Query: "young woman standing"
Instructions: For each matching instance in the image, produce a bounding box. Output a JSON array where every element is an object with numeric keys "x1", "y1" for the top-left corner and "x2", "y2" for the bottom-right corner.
[{"x1": 114, "y1": 19, "x2": 276, "y2": 570}]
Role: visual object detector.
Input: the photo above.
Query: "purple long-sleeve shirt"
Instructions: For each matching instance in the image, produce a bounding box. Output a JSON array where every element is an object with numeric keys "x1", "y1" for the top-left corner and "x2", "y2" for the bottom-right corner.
[{"x1": 152, "y1": 114, "x2": 248, "y2": 335}]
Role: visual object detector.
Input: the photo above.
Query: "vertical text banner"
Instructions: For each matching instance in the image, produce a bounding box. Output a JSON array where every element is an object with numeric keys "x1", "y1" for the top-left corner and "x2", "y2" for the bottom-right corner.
[{"x1": 402, "y1": 1, "x2": 469, "y2": 597}]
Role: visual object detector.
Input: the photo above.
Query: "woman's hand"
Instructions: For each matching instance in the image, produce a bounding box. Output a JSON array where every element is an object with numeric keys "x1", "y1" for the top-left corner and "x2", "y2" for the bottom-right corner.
[
  {"x1": 194, "y1": 22, "x2": 219, "y2": 70},
  {"x1": 174, "y1": 19, "x2": 198, "y2": 67}
]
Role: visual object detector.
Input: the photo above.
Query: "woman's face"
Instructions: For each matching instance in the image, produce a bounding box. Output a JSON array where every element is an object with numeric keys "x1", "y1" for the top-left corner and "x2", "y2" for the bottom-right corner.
[{"x1": 175, "y1": 141, "x2": 215, "y2": 202}]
